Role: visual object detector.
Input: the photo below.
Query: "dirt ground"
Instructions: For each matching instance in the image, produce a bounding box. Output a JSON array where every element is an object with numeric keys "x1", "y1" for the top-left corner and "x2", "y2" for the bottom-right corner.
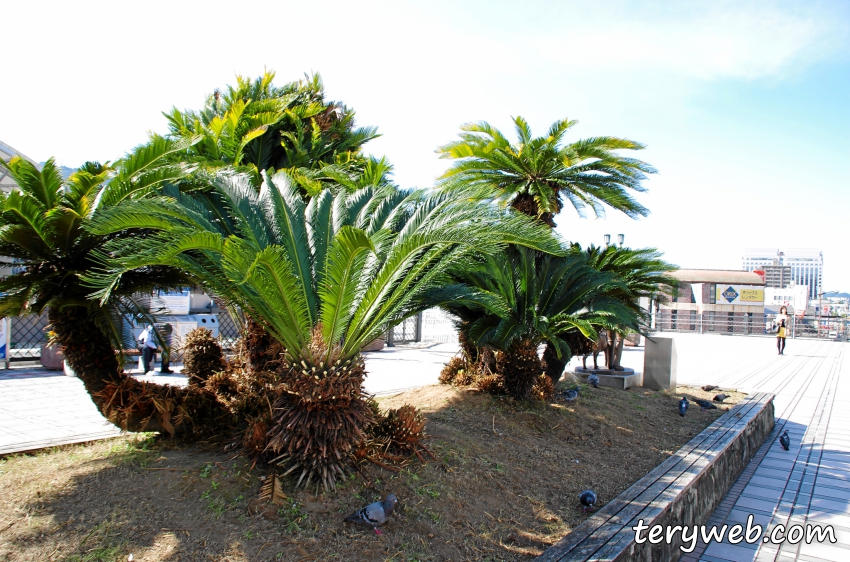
[{"x1": 0, "y1": 382, "x2": 745, "y2": 562}]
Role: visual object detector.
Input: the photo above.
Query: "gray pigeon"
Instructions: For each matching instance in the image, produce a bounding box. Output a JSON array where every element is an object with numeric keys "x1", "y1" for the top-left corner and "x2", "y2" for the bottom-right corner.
[
  {"x1": 779, "y1": 430, "x2": 790, "y2": 451},
  {"x1": 559, "y1": 387, "x2": 580, "y2": 402},
  {"x1": 678, "y1": 397, "x2": 688, "y2": 417},
  {"x1": 713, "y1": 393, "x2": 728, "y2": 403},
  {"x1": 694, "y1": 398, "x2": 718, "y2": 411},
  {"x1": 344, "y1": 494, "x2": 398, "y2": 534},
  {"x1": 588, "y1": 373, "x2": 599, "y2": 388},
  {"x1": 701, "y1": 385, "x2": 718, "y2": 392},
  {"x1": 579, "y1": 490, "x2": 597, "y2": 512}
]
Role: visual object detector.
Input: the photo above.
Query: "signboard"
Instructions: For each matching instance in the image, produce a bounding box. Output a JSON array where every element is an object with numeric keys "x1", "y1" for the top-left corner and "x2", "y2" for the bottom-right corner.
[
  {"x1": 151, "y1": 288, "x2": 191, "y2": 315},
  {"x1": 0, "y1": 317, "x2": 6, "y2": 360},
  {"x1": 715, "y1": 285, "x2": 764, "y2": 306}
]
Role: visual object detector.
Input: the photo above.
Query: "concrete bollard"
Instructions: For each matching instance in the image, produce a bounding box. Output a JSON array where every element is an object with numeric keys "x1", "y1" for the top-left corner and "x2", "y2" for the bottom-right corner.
[{"x1": 643, "y1": 336, "x2": 677, "y2": 391}]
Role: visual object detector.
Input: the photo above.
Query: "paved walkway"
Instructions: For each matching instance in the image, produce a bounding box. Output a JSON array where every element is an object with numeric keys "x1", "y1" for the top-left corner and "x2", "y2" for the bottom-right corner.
[
  {"x1": 659, "y1": 334, "x2": 850, "y2": 562},
  {"x1": 0, "y1": 368, "x2": 121, "y2": 455}
]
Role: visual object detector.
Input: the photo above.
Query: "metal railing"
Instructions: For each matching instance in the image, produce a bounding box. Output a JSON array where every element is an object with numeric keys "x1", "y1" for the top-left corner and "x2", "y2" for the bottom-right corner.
[{"x1": 656, "y1": 311, "x2": 848, "y2": 340}]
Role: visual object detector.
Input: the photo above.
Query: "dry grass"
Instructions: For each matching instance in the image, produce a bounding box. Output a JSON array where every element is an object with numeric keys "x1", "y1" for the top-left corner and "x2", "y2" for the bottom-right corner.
[{"x1": 0, "y1": 382, "x2": 743, "y2": 561}]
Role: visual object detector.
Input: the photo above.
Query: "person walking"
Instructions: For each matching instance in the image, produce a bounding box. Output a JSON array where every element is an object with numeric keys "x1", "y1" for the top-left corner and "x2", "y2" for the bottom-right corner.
[
  {"x1": 154, "y1": 322, "x2": 174, "y2": 373},
  {"x1": 138, "y1": 324, "x2": 159, "y2": 375},
  {"x1": 776, "y1": 305, "x2": 789, "y2": 355}
]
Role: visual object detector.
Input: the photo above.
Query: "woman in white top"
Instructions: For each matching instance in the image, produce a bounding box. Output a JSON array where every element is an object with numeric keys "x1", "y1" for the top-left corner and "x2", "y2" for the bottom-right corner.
[{"x1": 776, "y1": 305, "x2": 789, "y2": 355}]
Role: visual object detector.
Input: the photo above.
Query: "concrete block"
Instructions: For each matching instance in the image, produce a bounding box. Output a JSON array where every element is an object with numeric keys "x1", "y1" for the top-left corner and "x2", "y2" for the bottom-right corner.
[{"x1": 643, "y1": 336, "x2": 677, "y2": 391}]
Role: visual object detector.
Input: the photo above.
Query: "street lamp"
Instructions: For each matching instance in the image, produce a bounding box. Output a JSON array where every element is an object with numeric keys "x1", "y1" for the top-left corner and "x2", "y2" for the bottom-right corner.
[
  {"x1": 617, "y1": 233, "x2": 625, "y2": 247},
  {"x1": 603, "y1": 234, "x2": 611, "y2": 247}
]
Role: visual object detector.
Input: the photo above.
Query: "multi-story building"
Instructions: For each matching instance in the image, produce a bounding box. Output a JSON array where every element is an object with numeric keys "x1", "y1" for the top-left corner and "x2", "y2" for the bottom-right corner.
[
  {"x1": 656, "y1": 269, "x2": 765, "y2": 334},
  {"x1": 743, "y1": 248, "x2": 822, "y2": 300}
]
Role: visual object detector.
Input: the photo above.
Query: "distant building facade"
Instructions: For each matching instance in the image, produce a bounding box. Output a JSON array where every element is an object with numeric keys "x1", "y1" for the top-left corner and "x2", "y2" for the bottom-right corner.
[
  {"x1": 743, "y1": 248, "x2": 822, "y2": 300},
  {"x1": 764, "y1": 285, "x2": 808, "y2": 315},
  {"x1": 656, "y1": 270, "x2": 765, "y2": 334}
]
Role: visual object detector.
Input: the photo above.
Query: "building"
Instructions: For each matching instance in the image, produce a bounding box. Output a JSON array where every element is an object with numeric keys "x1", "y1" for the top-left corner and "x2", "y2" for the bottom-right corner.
[
  {"x1": 656, "y1": 269, "x2": 765, "y2": 334},
  {"x1": 764, "y1": 284, "x2": 808, "y2": 315},
  {"x1": 743, "y1": 248, "x2": 822, "y2": 300},
  {"x1": 761, "y1": 265, "x2": 793, "y2": 289},
  {"x1": 0, "y1": 140, "x2": 40, "y2": 193}
]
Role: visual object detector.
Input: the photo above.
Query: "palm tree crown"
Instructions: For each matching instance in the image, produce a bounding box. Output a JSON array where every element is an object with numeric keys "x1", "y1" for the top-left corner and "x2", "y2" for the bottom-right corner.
[{"x1": 437, "y1": 116, "x2": 656, "y2": 227}]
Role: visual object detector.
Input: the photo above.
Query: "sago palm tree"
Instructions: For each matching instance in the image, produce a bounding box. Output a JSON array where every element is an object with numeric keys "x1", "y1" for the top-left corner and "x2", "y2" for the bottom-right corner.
[
  {"x1": 0, "y1": 139, "x2": 218, "y2": 433},
  {"x1": 87, "y1": 171, "x2": 564, "y2": 489},
  {"x1": 581, "y1": 243, "x2": 677, "y2": 369},
  {"x1": 442, "y1": 246, "x2": 637, "y2": 396},
  {"x1": 437, "y1": 116, "x2": 655, "y2": 227},
  {"x1": 164, "y1": 71, "x2": 379, "y2": 190}
]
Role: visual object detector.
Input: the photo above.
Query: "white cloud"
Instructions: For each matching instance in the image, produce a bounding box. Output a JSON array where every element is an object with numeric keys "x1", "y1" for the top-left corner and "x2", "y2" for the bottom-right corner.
[{"x1": 524, "y1": 1, "x2": 850, "y2": 80}]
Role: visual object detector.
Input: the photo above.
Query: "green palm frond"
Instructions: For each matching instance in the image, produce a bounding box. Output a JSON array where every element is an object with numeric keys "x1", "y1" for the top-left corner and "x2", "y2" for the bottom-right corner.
[{"x1": 437, "y1": 116, "x2": 655, "y2": 226}]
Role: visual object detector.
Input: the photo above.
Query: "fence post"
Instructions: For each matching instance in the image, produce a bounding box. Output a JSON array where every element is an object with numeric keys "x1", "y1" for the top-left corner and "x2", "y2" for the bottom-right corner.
[
  {"x1": 4, "y1": 317, "x2": 9, "y2": 370},
  {"x1": 792, "y1": 315, "x2": 796, "y2": 339},
  {"x1": 416, "y1": 312, "x2": 423, "y2": 342}
]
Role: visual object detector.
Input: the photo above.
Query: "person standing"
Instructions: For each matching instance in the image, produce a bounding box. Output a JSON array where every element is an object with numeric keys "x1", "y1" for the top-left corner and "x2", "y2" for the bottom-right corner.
[
  {"x1": 138, "y1": 324, "x2": 159, "y2": 375},
  {"x1": 154, "y1": 322, "x2": 174, "y2": 373},
  {"x1": 776, "y1": 305, "x2": 789, "y2": 355}
]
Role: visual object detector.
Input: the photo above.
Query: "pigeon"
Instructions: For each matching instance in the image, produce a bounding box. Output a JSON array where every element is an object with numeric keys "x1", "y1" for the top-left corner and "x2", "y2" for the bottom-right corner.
[
  {"x1": 678, "y1": 397, "x2": 688, "y2": 417},
  {"x1": 701, "y1": 385, "x2": 718, "y2": 392},
  {"x1": 558, "y1": 387, "x2": 580, "y2": 402},
  {"x1": 694, "y1": 398, "x2": 718, "y2": 411},
  {"x1": 713, "y1": 393, "x2": 728, "y2": 403},
  {"x1": 779, "y1": 430, "x2": 790, "y2": 451},
  {"x1": 579, "y1": 490, "x2": 597, "y2": 513},
  {"x1": 588, "y1": 373, "x2": 600, "y2": 388},
  {"x1": 343, "y1": 494, "x2": 398, "y2": 534}
]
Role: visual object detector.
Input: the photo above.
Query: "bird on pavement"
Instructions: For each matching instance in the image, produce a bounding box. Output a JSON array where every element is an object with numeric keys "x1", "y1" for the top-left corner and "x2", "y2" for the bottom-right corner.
[
  {"x1": 344, "y1": 494, "x2": 398, "y2": 534},
  {"x1": 588, "y1": 373, "x2": 599, "y2": 388},
  {"x1": 701, "y1": 385, "x2": 718, "y2": 392},
  {"x1": 779, "y1": 430, "x2": 790, "y2": 451},
  {"x1": 579, "y1": 490, "x2": 597, "y2": 513},
  {"x1": 694, "y1": 398, "x2": 718, "y2": 411},
  {"x1": 713, "y1": 393, "x2": 728, "y2": 403},
  {"x1": 679, "y1": 397, "x2": 688, "y2": 417}
]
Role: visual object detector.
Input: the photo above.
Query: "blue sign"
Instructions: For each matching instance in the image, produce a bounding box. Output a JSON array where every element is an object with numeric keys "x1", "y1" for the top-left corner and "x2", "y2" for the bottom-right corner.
[{"x1": 721, "y1": 286, "x2": 739, "y2": 303}]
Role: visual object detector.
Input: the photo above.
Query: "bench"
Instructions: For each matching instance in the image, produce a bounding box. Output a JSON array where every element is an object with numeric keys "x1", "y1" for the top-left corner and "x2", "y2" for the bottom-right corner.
[{"x1": 536, "y1": 392, "x2": 775, "y2": 562}]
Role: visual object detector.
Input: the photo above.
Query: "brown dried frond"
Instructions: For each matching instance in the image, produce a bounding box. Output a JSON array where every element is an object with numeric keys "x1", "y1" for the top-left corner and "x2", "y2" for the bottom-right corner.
[
  {"x1": 258, "y1": 470, "x2": 288, "y2": 506},
  {"x1": 476, "y1": 374, "x2": 505, "y2": 395},
  {"x1": 439, "y1": 357, "x2": 469, "y2": 386},
  {"x1": 530, "y1": 373, "x2": 555, "y2": 401}
]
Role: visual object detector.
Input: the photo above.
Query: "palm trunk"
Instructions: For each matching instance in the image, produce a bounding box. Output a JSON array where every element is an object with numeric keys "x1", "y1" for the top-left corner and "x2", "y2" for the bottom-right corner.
[
  {"x1": 49, "y1": 306, "x2": 226, "y2": 435},
  {"x1": 542, "y1": 341, "x2": 567, "y2": 385},
  {"x1": 498, "y1": 339, "x2": 545, "y2": 399}
]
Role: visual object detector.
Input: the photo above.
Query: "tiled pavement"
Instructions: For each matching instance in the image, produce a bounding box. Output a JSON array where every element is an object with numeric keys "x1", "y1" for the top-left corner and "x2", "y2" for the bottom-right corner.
[
  {"x1": 668, "y1": 335, "x2": 850, "y2": 562},
  {"x1": 0, "y1": 368, "x2": 122, "y2": 455}
]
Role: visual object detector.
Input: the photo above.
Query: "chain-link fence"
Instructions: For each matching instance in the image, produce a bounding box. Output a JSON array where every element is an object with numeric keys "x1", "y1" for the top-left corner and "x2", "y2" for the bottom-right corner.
[
  {"x1": 216, "y1": 308, "x2": 243, "y2": 351},
  {"x1": 8, "y1": 313, "x2": 49, "y2": 361}
]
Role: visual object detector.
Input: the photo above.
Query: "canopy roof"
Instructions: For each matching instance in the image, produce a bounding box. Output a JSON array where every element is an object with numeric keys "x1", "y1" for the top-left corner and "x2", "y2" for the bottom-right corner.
[
  {"x1": 0, "y1": 140, "x2": 40, "y2": 193},
  {"x1": 670, "y1": 269, "x2": 765, "y2": 286}
]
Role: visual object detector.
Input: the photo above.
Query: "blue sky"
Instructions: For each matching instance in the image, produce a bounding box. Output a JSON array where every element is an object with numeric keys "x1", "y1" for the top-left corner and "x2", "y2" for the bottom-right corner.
[{"x1": 3, "y1": 0, "x2": 849, "y2": 289}]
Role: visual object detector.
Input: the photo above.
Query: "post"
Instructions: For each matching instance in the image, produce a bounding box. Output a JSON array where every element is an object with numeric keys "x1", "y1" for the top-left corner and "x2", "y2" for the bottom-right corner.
[
  {"x1": 792, "y1": 315, "x2": 796, "y2": 339},
  {"x1": 415, "y1": 312, "x2": 423, "y2": 343},
  {"x1": 3, "y1": 317, "x2": 9, "y2": 369}
]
